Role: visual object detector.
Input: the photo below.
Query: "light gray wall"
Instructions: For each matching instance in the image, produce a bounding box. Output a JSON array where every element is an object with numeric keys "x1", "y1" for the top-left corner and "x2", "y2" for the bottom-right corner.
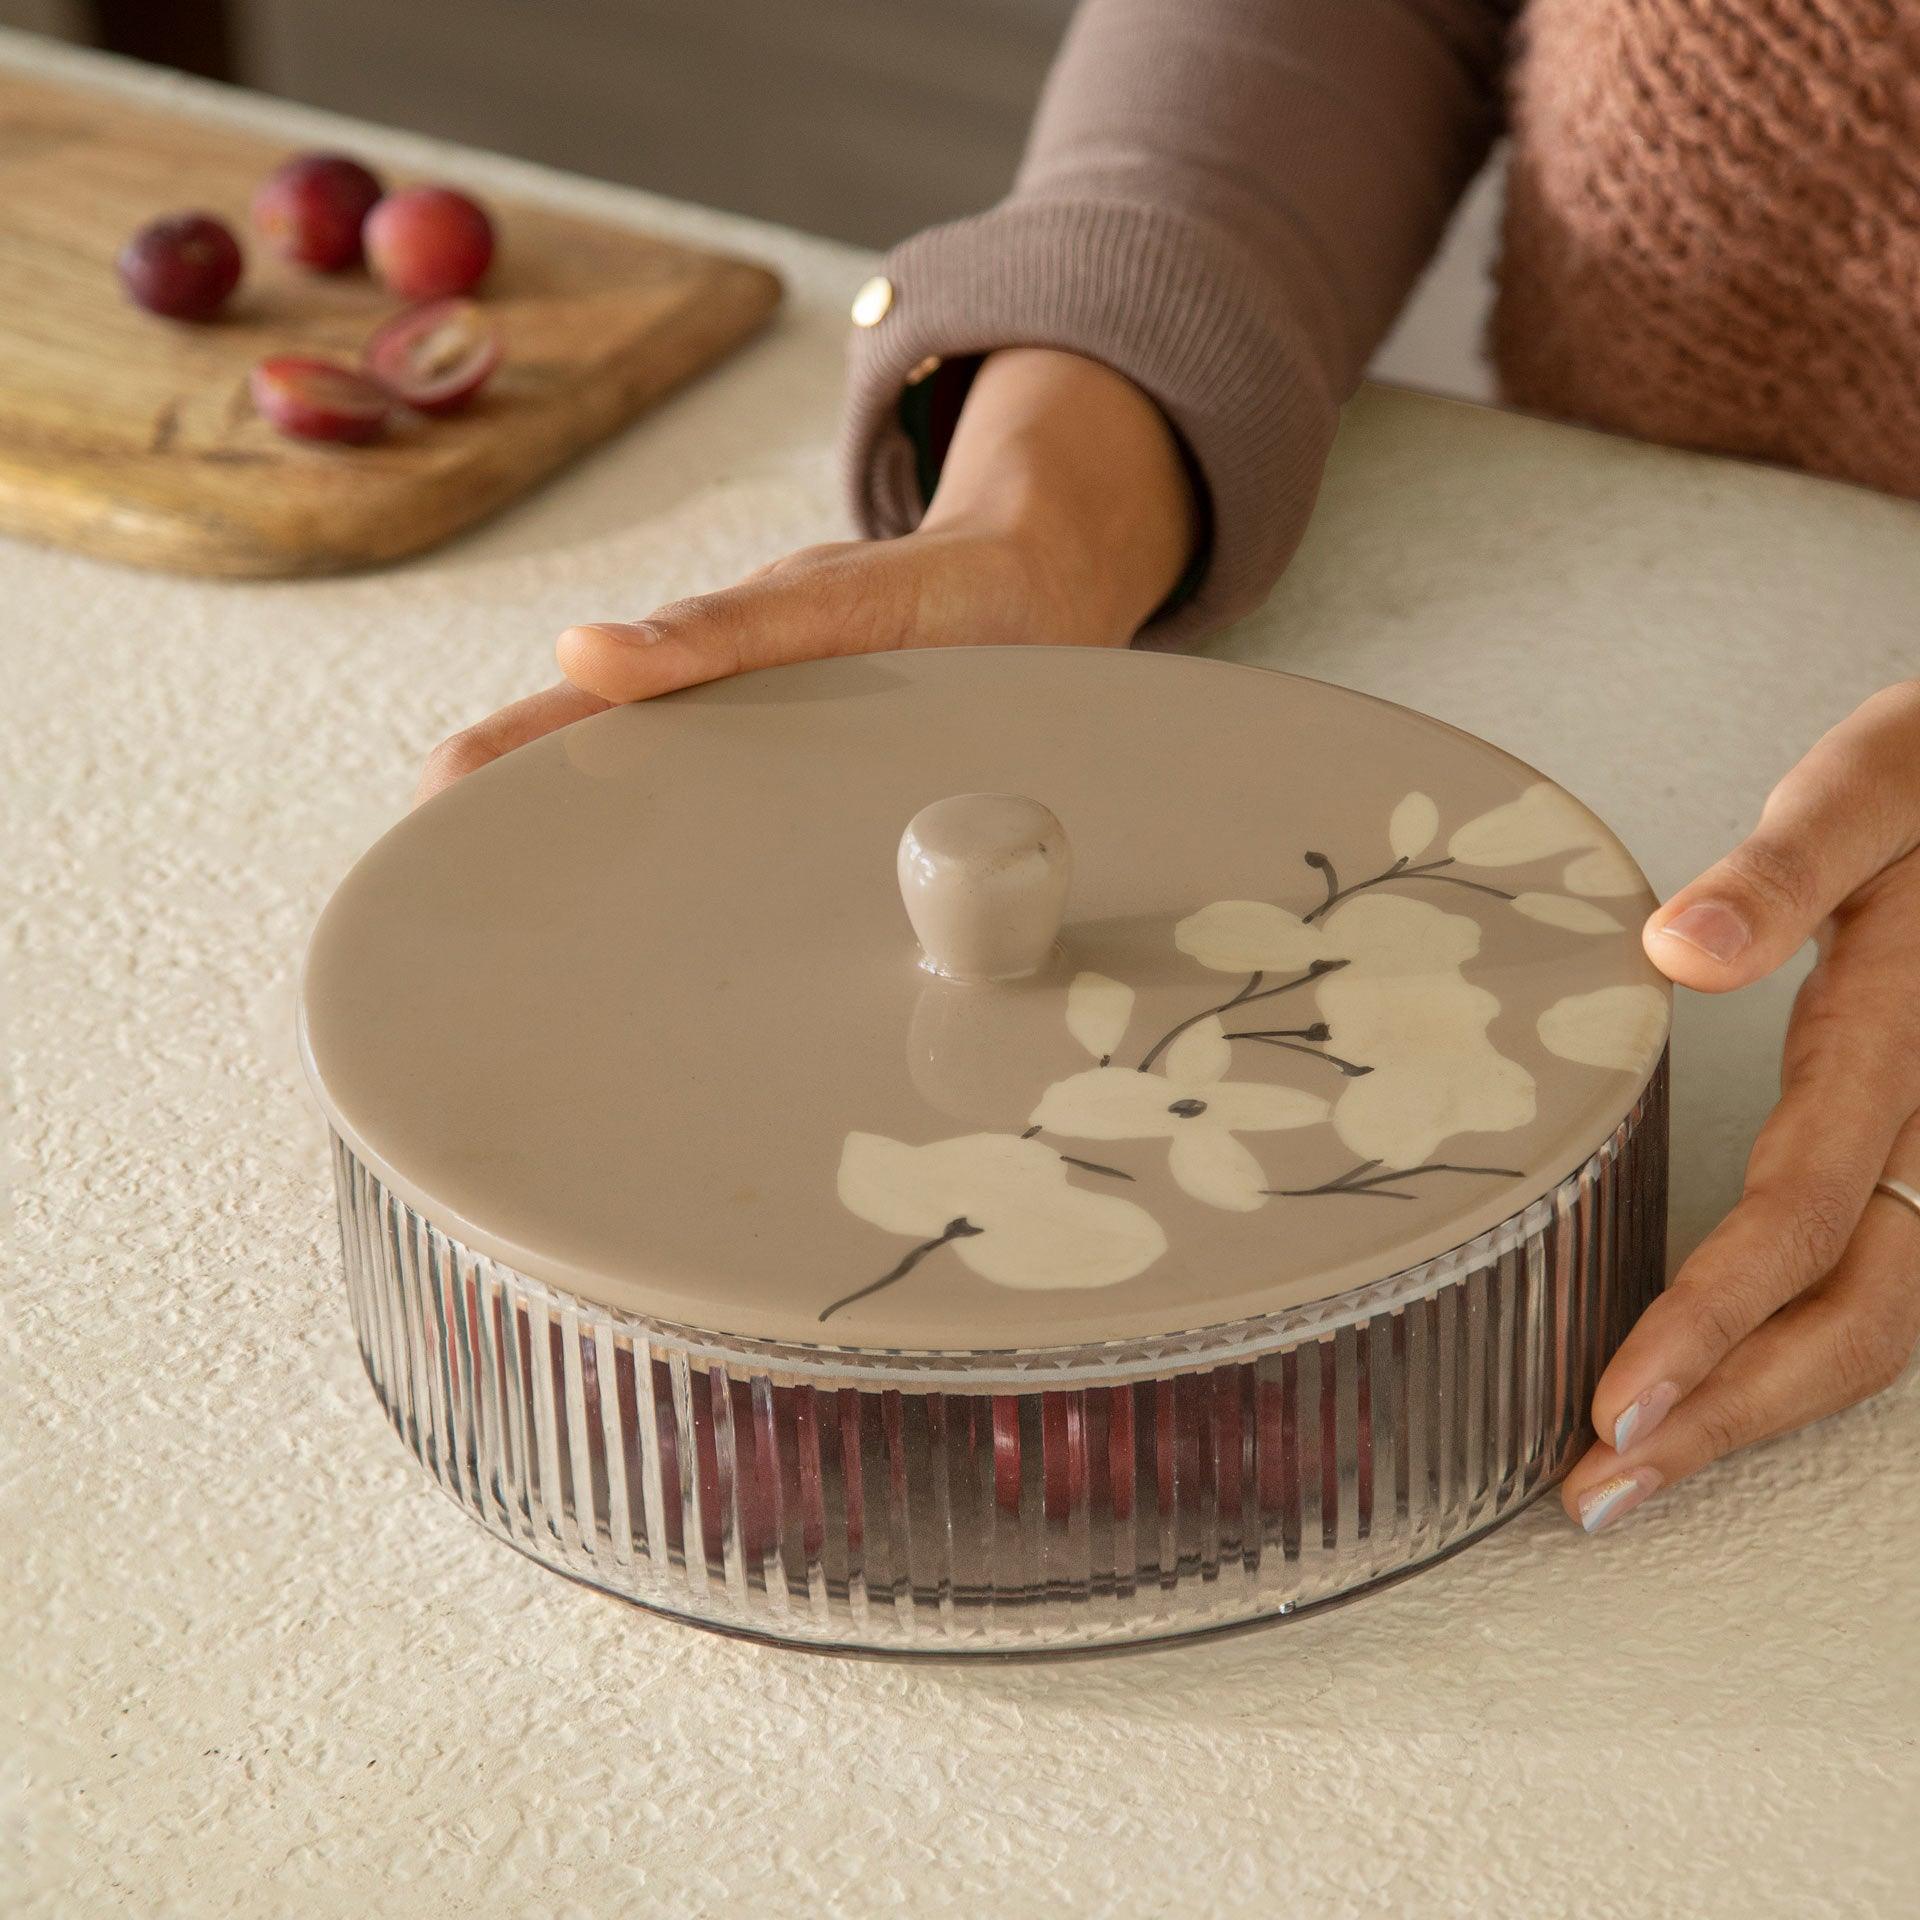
[
  {"x1": 236, "y1": 0, "x2": 1501, "y2": 396},
  {"x1": 239, "y1": 0, "x2": 1077, "y2": 249},
  {"x1": 1373, "y1": 155, "x2": 1503, "y2": 404},
  {"x1": 2, "y1": 0, "x2": 1499, "y2": 399}
]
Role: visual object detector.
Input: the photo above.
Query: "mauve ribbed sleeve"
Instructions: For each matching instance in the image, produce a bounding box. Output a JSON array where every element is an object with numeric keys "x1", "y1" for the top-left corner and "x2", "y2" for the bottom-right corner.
[{"x1": 841, "y1": 0, "x2": 1517, "y2": 643}]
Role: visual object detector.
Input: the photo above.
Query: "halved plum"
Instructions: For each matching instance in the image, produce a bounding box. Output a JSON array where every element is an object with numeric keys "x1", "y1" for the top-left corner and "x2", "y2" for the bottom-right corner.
[
  {"x1": 363, "y1": 299, "x2": 500, "y2": 414},
  {"x1": 250, "y1": 355, "x2": 390, "y2": 443}
]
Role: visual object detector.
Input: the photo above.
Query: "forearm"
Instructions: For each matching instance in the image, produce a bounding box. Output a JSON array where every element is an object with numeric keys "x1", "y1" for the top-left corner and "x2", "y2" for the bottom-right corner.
[
  {"x1": 844, "y1": 0, "x2": 1517, "y2": 641},
  {"x1": 922, "y1": 347, "x2": 1196, "y2": 647},
  {"x1": 1016, "y1": 0, "x2": 1515, "y2": 377}
]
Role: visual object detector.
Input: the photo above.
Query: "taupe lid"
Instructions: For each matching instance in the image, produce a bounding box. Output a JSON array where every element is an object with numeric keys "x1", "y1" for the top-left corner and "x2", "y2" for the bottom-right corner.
[{"x1": 300, "y1": 649, "x2": 1668, "y2": 1350}]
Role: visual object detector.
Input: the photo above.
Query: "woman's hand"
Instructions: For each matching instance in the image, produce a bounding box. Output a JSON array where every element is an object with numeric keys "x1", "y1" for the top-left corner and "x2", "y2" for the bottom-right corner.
[
  {"x1": 1565, "y1": 680, "x2": 1920, "y2": 1532},
  {"x1": 417, "y1": 348, "x2": 1195, "y2": 802}
]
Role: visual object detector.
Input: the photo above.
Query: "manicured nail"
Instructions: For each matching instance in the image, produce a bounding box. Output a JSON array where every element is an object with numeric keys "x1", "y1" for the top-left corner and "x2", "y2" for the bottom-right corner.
[
  {"x1": 1578, "y1": 1468, "x2": 1663, "y2": 1534},
  {"x1": 563, "y1": 621, "x2": 662, "y2": 650},
  {"x1": 1656, "y1": 901, "x2": 1749, "y2": 964},
  {"x1": 1612, "y1": 1379, "x2": 1680, "y2": 1454}
]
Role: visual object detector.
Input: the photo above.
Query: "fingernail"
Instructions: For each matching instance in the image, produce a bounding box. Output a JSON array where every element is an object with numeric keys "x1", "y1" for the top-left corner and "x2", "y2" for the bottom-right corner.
[
  {"x1": 1578, "y1": 1468, "x2": 1663, "y2": 1534},
  {"x1": 1656, "y1": 901, "x2": 1749, "y2": 964},
  {"x1": 564, "y1": 621, "x2": 662, "y2": 649},
  {"x1": 1612, "y1": 1379, "x2": 1680, "y2": 1454}
]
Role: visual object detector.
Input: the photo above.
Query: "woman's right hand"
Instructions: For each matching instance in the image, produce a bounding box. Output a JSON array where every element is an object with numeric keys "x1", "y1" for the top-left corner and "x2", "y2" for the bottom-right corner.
[
  {"x1": 418, "y1": 522, "x2": 1126, "y2": 803},
  {"x1": 418, "y1": 348, "x2": 1196, "y2": 803}
]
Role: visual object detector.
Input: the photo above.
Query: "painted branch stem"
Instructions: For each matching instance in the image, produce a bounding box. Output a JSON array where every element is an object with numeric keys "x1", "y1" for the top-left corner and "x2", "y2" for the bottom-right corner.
[
  {"x1": 819, "y1": 1216, "x2": 983, "y2": 1323},
  {"x1": 1137, "y1": 960, "x2": 1347, "y2": 1073}
]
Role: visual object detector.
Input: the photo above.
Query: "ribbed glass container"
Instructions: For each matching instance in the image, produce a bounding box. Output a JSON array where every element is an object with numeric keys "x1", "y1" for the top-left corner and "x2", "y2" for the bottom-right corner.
[{"x1": 333, "y1": 1056, "x2": 1666, "y2": 1654}]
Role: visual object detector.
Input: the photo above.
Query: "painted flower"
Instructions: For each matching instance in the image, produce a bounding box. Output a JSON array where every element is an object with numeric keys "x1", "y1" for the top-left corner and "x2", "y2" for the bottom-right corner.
[
  {"x1": 1448, "y1": 780, "x2": 1644, "y2": 898},
  {"x1": 1175, "y1": 893, "x2": 1535, "y2": 1170},
  {"x1": 830, "y1": 783, "x2": 1653, "y2": 1312},
  {"x1": 1538, "y1": 983, "x2": 1670, "y2": 1074},
  {"x1": 1030, "y1": 1016, "x2": 1328, "y2": 1212},
  {"x1": 833, "y1": 1131, "x2": 1166, "y2": 1313}
]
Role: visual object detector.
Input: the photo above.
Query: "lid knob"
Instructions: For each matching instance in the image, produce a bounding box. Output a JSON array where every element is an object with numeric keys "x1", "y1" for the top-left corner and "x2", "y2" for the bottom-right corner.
[{"x1": 897, "y1": 793, "x2": 1071, "y2": 983}]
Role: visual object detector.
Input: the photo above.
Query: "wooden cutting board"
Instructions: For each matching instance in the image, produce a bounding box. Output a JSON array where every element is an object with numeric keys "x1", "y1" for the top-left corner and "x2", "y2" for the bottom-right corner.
[{"x1": 0, "y1": 70, "x2": 782, "y2": 576}]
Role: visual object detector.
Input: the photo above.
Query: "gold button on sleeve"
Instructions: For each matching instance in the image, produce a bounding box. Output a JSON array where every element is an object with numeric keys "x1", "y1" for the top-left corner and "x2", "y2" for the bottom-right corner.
[{"x1": 850, "y1": 275, "x2": 893, "y2": 327}]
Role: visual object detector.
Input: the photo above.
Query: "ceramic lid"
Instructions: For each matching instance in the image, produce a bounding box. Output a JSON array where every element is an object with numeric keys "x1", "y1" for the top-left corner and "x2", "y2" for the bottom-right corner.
[{"x1": 300, "y1": 649, "x2": 1669, "y2": 1351}]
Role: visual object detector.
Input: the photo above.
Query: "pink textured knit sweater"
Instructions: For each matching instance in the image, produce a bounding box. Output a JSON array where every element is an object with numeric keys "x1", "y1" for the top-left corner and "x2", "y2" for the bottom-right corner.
[{"x1": 843, "y1": 0, "x2": 1920, "y2": 642}]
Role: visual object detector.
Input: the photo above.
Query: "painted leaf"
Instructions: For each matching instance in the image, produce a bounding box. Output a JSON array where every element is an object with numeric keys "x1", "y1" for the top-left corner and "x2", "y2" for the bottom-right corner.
[
  {"x1": 1511, "y1": 892, "x2": 1624, "y2": 934},
  {"x1": 1314, "y1": 894, "x2": 1535, "y2": 1168},
  {"x1": 1448, "y1": 782, "x2": 1603, "y2": 867},
  {"x1": 1174, "y1": 899, "x2": 1330, "y2": 974},
  {"x1": 1164, "y1": 1014, "x2": 1231, "y2": 1087},
  {"x1": 836, "y1": 1129, "x2": 1166, "y2": 1293},
  {"x1": 1065, "y1": 970, "x2": 1134, "y2": 1061},
  {"x1": 1199, "y1": 1081, "x2": 1330, "y2": 1132},
  {"x1": 1562, "y1": 844, "x2": 1645, "y2": 898},
  {"x1": 1169, "y1": 1128, "x2": 1270, "y2": 1212},
  {"x1": 1388, "y1": 791, "x2": 1440, "y2": 862},
  {"x1": 1538, "y1": 984, "x2": 1670, "y2": 1074},
  {"x1": 953, "y1": 1174, "x2": 1167, "y2": 1292},
  {"x1": 1030, "y1": 1066, "x2": 1185, "y2": 1141},
  {"x1": 837, "y1": 1130, "x2": 948, "y2": 1238}
]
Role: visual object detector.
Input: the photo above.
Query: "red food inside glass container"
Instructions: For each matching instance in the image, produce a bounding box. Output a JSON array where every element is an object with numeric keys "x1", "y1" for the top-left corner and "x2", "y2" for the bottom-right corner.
[
  {"x1": 1107, "y1": 1385, "x2": 1135, "y2": 1523},
  {"x1": 363, "y1": 299, "x2": 500, "y2": 414},
  {"x1": 1255, "y1": 1374, "x2": 1288, "y2": 1519},
  {"x1": 688, "y1": 1369, "x2": 726, "y2": 1569},
  {"x1": 1154, "y1": 1378, "x2": 1178, "y2": 1517},
  {"x1": 992, "y1": 1395, "x2": 1023, "y2": 1514},
  {"x1": 1042, "y1": 1392, "x2": 1091, "y2": 1524},
  {"x1": 1213, "y1": 1369, "x2": 1245, "y2": 1538},
  {"x1": 724, "y1": 1373, "x2": 777, "y2": 1568},
  {"x1": 650, "y1": 1355, "x2": 689, "y2": 1560},
  {"x1": 792, "y1": 1385, "x2": 827, "y2": 1563},
  {"x1": 252, "y1": 152, "x2": 383, "y2": 270},
  {"x1": 836, "y1": 1388, "x2": 867, "y2": 1555}
]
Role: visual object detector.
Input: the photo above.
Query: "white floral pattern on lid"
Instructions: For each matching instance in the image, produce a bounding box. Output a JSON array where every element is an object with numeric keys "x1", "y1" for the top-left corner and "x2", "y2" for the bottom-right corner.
[
  {"x1": 1062, "y1": 970, "x2": 1134, "y2": 1064},
  {"x1": 1447, "y1": 781, "x2": 1602, "y2": 865},
  {"x1": 1174, "y1": 892, "x2": 1536, "y2": 1172},
  {"x1": 303, "y1": 648, "x2": 1671, "y2": 1348},
  {"x1": 1447, "y1": 779, "x2": 1649, "y2": 899},
  {"x1": 1032, "y1": 1015, "x2": 1328, "y2": 1212},
  {"x1": 1539, "y1": 984, "x2": 1671, "y2": 1075},
  {"x1": 828, "y1": 777, "x2": 1666, "y2": 1320},
  {"x1": 828, "y1": 1131, "x2": 1165, "y2": 1322},
  {"x1": 1388, "y1": 790, "x2": 1440, "y2": 861}
]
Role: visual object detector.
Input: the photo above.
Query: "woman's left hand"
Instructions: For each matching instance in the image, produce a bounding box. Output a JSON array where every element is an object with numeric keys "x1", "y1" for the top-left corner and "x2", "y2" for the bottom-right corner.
[{"x1": 1565, "y1": 680, "x2": 1920, "y2": 1533}]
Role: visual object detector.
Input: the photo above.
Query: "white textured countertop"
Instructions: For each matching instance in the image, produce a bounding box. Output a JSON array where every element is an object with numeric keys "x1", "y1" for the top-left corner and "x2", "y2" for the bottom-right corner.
[{"x1": 7, "y1": 34, "x2": 1917, "y2": 1920}]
